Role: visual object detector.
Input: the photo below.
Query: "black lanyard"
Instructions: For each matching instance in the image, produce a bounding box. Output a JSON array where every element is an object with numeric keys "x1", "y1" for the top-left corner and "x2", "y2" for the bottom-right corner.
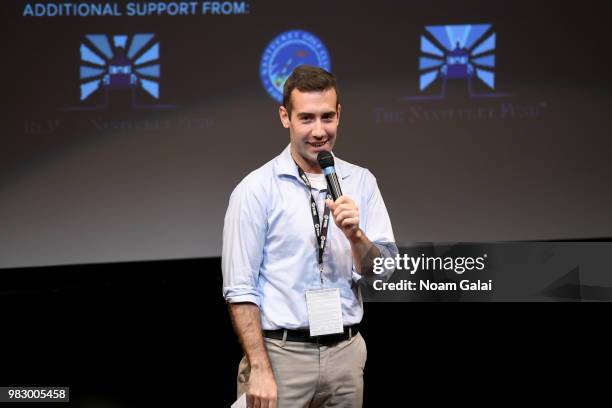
[{"x1": 296, "y1": 165, "x2": 333, "y2": 283}]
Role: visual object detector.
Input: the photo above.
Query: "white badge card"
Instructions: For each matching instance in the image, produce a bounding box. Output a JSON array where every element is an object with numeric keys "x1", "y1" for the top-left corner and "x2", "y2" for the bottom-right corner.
[{"x1": 305, "y1": 288, "x2": 344, "y2": 336}]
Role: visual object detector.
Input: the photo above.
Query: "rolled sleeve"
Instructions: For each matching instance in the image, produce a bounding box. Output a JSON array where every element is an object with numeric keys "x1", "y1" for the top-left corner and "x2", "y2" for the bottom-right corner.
[
  {"x1": 352, "y1": 170, "x2": 398, "y2": 283},
  {"x1": 221, "y1": 175, "x2": 267, "y2": 306},
  {"x1": 351, "y1": 241, "x2": 398, "y2": 283},
  {"x1": 372, "y1": 241, "x2": 399, "y2": 281},
  {"x1": 222, "y1": 285, "x2": 261, "y2": 307}
]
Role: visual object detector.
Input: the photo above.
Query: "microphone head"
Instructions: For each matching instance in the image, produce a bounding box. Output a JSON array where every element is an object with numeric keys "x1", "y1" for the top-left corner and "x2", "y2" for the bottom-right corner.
[{"x1": 317, "y1": 151, "x2": 334, "y2": 169}]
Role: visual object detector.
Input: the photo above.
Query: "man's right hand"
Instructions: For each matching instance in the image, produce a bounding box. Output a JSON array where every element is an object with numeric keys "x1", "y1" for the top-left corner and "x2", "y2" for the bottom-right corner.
[
  {"x1": 246, "y1": 366, "x2": 277, "y2": 408},
  {"x1": 228, "y1": 303, "x2": 277, "y2": 407}
]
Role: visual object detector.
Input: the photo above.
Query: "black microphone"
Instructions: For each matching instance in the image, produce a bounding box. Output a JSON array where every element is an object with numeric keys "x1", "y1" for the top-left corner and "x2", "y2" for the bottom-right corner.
[{"x1": 317, "y1": 151, "x2": 343, "y2": 201}]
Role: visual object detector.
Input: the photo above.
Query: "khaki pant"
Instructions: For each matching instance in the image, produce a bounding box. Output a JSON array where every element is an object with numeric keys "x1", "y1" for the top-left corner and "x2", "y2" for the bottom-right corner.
[{"x1": 237, "y1": 332, "x2": 367, "y2": 408}]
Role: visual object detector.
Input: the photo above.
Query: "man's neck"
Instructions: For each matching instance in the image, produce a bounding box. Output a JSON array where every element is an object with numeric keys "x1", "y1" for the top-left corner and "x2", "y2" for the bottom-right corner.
[{"x1": 290, "y1": 149, "x2": 322, "y2": 174}]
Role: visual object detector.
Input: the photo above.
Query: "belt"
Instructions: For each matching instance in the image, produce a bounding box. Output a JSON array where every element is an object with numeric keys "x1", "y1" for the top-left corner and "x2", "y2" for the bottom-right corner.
[{"x1": 263, "y1": 325, "x2": 359, "y2": 346}]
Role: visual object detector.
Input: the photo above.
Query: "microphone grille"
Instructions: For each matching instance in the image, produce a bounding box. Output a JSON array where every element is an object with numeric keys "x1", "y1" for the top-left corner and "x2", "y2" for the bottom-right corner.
[{"x1": 317, "y1": 151, "x2": 335, "y2": 169}]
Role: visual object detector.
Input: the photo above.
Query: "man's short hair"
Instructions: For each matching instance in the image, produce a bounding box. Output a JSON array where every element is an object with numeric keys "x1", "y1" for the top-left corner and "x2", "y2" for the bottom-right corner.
[{"x1": 282, "y1": 65, "x2": 339, "y2": 119}]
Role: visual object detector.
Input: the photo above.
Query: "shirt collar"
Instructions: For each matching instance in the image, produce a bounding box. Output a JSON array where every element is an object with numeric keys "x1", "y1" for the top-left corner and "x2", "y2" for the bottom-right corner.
[{"x1": 275, "y1": 144, "x2": 351, "y2": 180}]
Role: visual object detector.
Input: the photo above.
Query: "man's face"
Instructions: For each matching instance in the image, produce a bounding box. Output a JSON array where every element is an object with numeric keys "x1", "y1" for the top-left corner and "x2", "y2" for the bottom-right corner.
[{"x1": 279, "y1": 88, "x2": 341, "y2": 173}]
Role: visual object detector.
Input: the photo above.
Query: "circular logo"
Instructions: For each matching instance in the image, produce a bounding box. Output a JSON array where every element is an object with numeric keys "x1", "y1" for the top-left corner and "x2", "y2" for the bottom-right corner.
[{"x1": 260, "y1": 30, "x2": 332, "y2": 103}]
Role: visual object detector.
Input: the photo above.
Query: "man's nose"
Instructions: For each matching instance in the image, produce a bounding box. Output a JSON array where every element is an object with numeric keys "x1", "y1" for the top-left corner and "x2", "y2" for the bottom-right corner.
[{"x1": 312, "y1": 120, "x2": 325, "y2": 138}]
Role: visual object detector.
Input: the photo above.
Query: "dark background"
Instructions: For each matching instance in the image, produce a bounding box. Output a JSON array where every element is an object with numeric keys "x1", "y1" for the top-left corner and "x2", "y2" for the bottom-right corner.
[{"x1": 2, "y1": 258, "x2": 607, "y2": 407}]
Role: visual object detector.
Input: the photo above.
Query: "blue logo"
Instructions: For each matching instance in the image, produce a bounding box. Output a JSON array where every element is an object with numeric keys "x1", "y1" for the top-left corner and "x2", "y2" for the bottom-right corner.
[
  {"x1": 406, "y1": 24, "x2": 506, "y2": 100},
  {"x1": 70, "y1": 33, "x2": 173, "y2": 110},
  {"x1": 260, "y1": 30, "x2": 331, "y2": 103}
]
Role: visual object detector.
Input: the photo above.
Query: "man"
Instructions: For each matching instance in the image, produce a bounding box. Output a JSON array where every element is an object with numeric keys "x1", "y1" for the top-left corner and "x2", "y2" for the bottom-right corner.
[{"x1": 222, "y1": 65, "x2": 397, "y2": 408}]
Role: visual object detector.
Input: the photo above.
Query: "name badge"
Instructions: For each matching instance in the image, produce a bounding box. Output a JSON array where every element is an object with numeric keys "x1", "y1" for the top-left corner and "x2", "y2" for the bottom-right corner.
[{"x1": 305, "y1": 288, "x2": 344, "y2": 336}]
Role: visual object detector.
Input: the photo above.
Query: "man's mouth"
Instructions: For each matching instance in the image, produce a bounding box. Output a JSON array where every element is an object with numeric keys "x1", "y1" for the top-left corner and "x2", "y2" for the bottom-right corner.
[{"x1": 308, "y1": 141, "x2": 327, "y2": 148}]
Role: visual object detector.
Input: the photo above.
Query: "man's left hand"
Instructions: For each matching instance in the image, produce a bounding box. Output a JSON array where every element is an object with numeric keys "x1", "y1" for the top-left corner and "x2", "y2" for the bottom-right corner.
[{"x1": 326, "y1": 196, "x2": 362, "y2": 242}]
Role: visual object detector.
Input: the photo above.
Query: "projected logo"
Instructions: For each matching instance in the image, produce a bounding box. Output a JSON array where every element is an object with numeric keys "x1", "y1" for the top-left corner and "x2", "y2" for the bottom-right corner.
[
  {"x1": 68, "y1": 33, "x2": 174, "y2": 110},
  {"x1": 405, "y1": 24, "x2": 507, "y2": 101},
  {"x1": 260, "y1": 30, "x2": 331, "y2": 103}
]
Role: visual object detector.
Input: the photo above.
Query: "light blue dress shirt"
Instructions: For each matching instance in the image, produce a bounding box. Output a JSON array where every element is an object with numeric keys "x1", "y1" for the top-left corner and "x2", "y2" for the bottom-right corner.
[{"x1": 222, "y1": 145, "x2": 397, "y2": 330}]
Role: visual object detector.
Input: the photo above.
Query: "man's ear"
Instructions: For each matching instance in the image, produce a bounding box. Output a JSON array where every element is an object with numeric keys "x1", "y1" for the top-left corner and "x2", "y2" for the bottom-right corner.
[
  {"x1": 337, "y1": 104, "x2": 341, "y2": 126},
  {"x1": 279, "y1": 106, "x2": 291, "y2": 129}
]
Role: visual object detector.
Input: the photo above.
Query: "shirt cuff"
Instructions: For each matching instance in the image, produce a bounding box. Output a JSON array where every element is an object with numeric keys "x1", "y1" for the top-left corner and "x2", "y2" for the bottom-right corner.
[
  {"x1": 223, "y1": 286, "x2": 261, "y2": 307},
  {"x1": 351, "y1": 241, "x2": 398, "y2": 283}
]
